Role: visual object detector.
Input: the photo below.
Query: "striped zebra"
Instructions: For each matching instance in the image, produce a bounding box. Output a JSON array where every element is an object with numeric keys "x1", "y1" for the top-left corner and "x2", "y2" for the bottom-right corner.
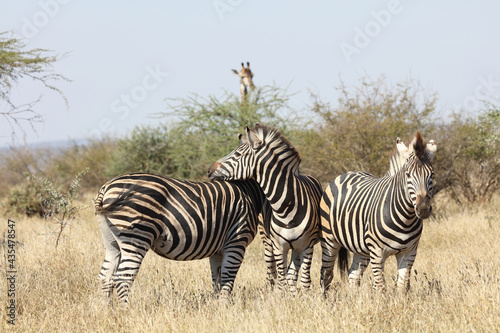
[
  {"x1": 94, "y1": 173, "x2": 267, "y2": 304},
  {"x1": 208, "y1": 124, "x2": 323, "y2": 292},
  {"x1": 320, "y1": 132, "x2": 437, "y2": 293}
]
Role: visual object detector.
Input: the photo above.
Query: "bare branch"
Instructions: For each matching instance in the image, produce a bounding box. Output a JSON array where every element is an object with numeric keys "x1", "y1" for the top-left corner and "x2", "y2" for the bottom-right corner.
[{"x1": 0, "y1": 31, "x2": 69, "y2": 140}]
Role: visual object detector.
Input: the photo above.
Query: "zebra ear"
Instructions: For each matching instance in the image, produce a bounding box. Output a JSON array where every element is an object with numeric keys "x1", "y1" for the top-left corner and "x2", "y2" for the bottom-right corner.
[
  {"x1": 396, "y1": 137, "x2": 407, "y2": 152},
  {"x1": 246, "y1": 126, "x2": 262, "y2": 149},
  {"x1": 425, "y1": 140, "x2": 437, "y2": 161},
  {"x1": 396, "y1": 137, "x2": 410, "y2": 159},
  {"x1": 239, "y1": 133, "x2": 248, "y2": 144}
]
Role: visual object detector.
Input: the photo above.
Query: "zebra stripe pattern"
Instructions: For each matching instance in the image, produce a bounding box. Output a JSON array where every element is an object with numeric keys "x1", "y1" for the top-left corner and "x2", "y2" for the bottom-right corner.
[
  {"x1": 94, "y1": 173, "x2": 266, "y2": 304},
  {"x1": 208, "y1": 124, "x2": 323, "y2": 292},
  {"x1": 320, "y1": 132, "x2": 436, "y2": 292}
]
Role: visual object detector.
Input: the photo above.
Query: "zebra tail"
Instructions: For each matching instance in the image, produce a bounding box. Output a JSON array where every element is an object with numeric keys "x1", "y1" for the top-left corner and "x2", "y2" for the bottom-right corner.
[
  {"x1": 338, "y1": 247, "x2": 349, "y2": 281},
  {"x1": 94, "y1": 185, "x2": 138, "y2": 216}
]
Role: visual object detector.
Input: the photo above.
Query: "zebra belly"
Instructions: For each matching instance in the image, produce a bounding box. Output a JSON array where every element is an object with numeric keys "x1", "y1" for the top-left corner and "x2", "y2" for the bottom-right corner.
[
  {"x1": 271, "y1": 221, "x2": 318, "y2": 251},
  {"x1": 336, "y1": 234, "x2": 370, "y2": 257},
  {"x1": 332, "y1": 211, "x2": 422, "y2": 258},
  {"x1": 148, "y1": 217, "x2": 233, "y2": 261},
  {"x1": 367, "y1": 231, "x2": 422, "y2": 257},
  {"x1": 151, "y1": 238, "x2": 220, "y2": 261}
]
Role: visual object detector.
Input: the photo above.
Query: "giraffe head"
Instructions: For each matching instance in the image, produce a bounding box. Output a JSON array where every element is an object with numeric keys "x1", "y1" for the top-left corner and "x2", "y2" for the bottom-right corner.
[{"x1": 232, "y1": 62, "x2": 255, "y2": 101}]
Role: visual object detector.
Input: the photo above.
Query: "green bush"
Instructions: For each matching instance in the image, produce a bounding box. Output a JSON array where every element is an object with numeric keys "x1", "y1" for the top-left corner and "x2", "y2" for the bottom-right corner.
[
  {"x1": 105, "y1": 124, "x2": 175, "y2": 178},
  {"x1": 51, "y1": 137, "x2": 115, "y2": 191},
  {"x1": 6, "y1": 178, "x2": 51, "y2": 217}
]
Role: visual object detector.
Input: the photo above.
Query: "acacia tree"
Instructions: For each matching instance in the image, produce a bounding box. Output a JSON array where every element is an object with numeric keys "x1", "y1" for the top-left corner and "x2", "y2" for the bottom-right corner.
[
  {"x1": 0, "y1": 32, "x2": 68, "y2": 139},
  {"x1": 157, "y1": 85, "x2": 292, "y2": 180}
]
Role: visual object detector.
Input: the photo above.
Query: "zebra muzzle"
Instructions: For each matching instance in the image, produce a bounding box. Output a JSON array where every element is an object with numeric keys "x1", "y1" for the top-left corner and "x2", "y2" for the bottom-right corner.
[
  {"x1": 415, "y1": 195, "x2": 432, "y2": 219},
  {"x1": 207, "y1": 163, "x2": 220, "y2": 179},
  {"x1": 208, "y1": 163, "x2": 228, "y2": 180}
]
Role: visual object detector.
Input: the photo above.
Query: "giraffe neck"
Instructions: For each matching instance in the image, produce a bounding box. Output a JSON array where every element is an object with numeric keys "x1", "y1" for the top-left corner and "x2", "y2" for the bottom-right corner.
[{"x1": 240, "y1": 82, "x2": 248, "y2": 104}]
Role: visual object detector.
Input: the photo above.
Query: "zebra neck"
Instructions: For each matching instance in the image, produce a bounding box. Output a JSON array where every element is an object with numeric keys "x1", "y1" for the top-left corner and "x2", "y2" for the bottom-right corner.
[
  {"x1": 256, "y1": 166, "x2": 302, "y2": 215},
  {"x1": 389, "y1": 169, "x2": 418, "y2": 224},
  {"x1": 387, "y1": 150, "x2": 406, "y2": 176},
  {"x1": 253, "y1": 142, "x2": 303, "y2": 220},
  {"x1": 263, "y1": 140, "x2": 301, "y2": 171}
]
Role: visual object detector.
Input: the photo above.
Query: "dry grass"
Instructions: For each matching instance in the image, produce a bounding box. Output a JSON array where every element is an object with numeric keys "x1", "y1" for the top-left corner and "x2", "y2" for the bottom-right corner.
[{"x1": 1, "y1": 193, "x2": 499, "y2": 332}]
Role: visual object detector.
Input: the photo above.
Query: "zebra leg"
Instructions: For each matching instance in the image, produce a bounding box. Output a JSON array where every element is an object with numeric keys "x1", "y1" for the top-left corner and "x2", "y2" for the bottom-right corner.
[
  {"x1": 348, "y1": 254, "x2": 369, "y2": 287},
  {"x1": 286, "y1": 249, "x2": 302, "y2": 293},
  {"x1": 113, "y1": 227, "x2": 154, "y2": 305},
  {"x1": 258, "y1": 223, "x2": 277, "y2": 288},
  {"x1": 219, "y1": 247, "x2": 247, "y2": 298},
  {"x1": 320, "y1": 233, "x2": 341, "y2": 293},
  {"x1": 298, "y1": 246, "x2": 314, "y2": 291},
  {"x1": 395, "y1": 251, "x2": 417, "y2": 292},
  {"x1": 273, "y1": 244, "x2": 289, "y2": 291},
  {"x1": 209, "y1": 254, "x2": 223, "y2": 293},
  {"x1": 370, "y1": 250, "x2": 388, "y2": 292},
  {"x1": 97, "y1": 215, "x2": 121, "y2": 305},
  {"x1": 113, "y1": 250, "x2": 148, "y2": 305}
]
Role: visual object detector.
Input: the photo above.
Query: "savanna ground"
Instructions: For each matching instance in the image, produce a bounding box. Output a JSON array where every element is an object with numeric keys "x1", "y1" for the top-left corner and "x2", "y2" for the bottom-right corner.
[{"x1": 1, "y1": 193, "x2": 499, "y2": 332}]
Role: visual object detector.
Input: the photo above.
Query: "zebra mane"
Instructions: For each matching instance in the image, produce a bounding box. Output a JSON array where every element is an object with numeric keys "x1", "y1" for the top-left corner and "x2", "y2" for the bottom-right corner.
[
  {"x1": 387, "y1": 147, "x2": 405, "y2": 176},
  {"x1": 412, "y1": 131, "x2": 427, "y2": 161},
  {"x1": 250, "y1": 123, "x2": 301, "y2": 163}
]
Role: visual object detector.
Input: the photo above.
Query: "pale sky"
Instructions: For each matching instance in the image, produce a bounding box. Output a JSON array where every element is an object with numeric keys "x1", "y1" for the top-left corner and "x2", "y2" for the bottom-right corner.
[{"x1": 1, "y1": 0, "x2": 499, "y2": 147}]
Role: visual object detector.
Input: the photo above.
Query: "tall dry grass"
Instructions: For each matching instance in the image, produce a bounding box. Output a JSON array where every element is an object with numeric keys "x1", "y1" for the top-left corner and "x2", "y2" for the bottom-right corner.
[{"x1": 1, "y1": 193, "x2": 499, "y2": 332}]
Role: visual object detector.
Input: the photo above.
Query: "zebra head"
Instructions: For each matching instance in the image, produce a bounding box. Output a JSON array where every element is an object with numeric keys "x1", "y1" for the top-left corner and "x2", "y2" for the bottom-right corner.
[
  {"x1": 208, "y1": 126, "x2": 263, "y2": 181},
  {"x1": 396, "y1": 132, "x2": 437, "y2": 220}
]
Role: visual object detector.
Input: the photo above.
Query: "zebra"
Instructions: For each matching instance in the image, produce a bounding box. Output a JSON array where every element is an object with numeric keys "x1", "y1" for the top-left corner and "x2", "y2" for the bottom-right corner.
[
  {"x1": 320, "y1": 132, "x2": 437, "y2": 293},
  {"x1": 208, "y1": 124, "x2": 323, "y2": 292},
  {"x1": 94, "y1": 172, "x2": 267, "y2": 304}
]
